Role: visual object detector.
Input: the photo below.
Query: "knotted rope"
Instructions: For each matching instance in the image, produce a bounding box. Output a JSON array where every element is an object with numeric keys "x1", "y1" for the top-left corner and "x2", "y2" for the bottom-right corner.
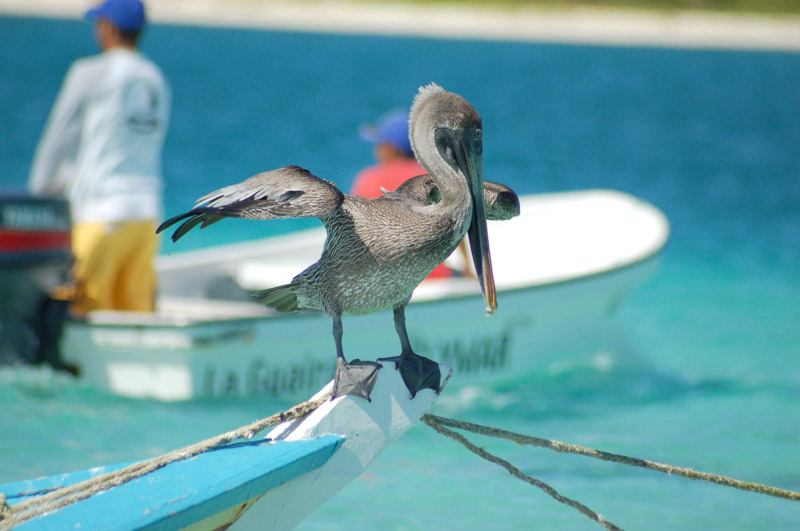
[
  {"x1": 422, "y1": 414, "x2": 800, "y2": 530},
  {"x1": 0, "y1": 396, "x2": 328, "y2": 529}
]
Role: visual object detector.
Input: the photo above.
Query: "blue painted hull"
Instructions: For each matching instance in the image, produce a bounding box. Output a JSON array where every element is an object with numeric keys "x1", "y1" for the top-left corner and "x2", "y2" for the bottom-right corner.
[{"x1": 2, "y1": 435, "x2": 343, "y2": 530}]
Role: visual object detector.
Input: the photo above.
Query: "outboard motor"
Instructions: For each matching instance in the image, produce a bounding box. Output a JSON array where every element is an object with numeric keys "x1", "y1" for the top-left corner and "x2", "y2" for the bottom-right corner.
[{"x1": 0, "y1": 192, "x2": 73, "y2": 370}]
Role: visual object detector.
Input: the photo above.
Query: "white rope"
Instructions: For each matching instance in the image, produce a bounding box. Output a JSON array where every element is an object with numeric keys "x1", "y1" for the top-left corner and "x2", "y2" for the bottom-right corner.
[
  {"x1": 422, "y1": 415, "x2": 622, "y2": 530},
  {"x1": 423, "y1": 414, "x2": 800, "y2": 530}
]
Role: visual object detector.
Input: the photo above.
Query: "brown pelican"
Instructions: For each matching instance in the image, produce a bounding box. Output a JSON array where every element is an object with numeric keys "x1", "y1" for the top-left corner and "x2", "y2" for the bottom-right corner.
[{"x1": 158, "y1": 84, "x2": 519, "y2": 399}]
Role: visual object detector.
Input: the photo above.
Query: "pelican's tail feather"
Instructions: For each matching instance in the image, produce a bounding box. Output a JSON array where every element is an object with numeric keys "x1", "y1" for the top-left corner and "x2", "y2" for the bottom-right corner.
[{"x1": 252, "y1": 283, "x2": 301, "y2": 313}]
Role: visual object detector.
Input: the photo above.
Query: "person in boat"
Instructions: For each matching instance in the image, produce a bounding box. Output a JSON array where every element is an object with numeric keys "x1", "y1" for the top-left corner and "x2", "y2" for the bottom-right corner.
[
  {"x1": 352, "y1": 110, "x2": 472, "y2": 279},
  {"x1": 352, "y1": 109, "x2": 427, "y2": 199},
  {"x1": 28, "y1": 0, "x2": 171, "y2": 315}
]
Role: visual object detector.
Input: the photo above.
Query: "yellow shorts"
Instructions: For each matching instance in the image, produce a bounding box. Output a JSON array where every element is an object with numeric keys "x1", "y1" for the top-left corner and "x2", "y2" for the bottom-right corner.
[{"x1": 71, "y1": 220, "x2": 159, "y2": 314}]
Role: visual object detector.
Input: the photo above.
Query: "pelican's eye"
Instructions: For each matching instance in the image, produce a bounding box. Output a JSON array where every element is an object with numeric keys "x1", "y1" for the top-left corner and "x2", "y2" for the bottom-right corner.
[{"x1": 474, "y1": 128, "x2": 482, "y2": 139}]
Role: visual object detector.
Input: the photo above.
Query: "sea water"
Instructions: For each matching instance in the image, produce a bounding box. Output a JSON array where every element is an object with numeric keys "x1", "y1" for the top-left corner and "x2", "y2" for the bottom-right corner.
[{"x1": 1, "y1": 14, "x2": 798, "y2": 529}]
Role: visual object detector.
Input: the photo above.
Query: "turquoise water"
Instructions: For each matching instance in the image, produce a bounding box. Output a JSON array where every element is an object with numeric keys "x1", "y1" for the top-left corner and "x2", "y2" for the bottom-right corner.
[{"x1": 2, "y1": 14, "x2": 799, "y2": 529}]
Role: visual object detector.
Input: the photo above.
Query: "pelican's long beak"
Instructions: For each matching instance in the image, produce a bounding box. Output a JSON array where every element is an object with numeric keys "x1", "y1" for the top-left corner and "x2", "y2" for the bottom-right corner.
[
  {"x1": 446, "y1": 129, "x2": 497, "y2": 316},
  {"x1": 466, "y1": 155, "x2": 497, "y2": 316}
]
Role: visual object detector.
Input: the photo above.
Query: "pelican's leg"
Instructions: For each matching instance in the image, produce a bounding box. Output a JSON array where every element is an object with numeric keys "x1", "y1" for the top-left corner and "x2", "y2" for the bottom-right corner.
[
  {"x1": 331, "y1": 315, "x2": 381, "y2": 401},
  {"x1": 378, "y1": 305, "x2": 441, "y2": 398}
]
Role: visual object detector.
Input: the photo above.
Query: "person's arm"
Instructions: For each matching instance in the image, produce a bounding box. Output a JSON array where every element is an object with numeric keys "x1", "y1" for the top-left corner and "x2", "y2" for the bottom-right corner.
[{"x1": 29, "y1": 63, "x2": 89, "y2": 196}]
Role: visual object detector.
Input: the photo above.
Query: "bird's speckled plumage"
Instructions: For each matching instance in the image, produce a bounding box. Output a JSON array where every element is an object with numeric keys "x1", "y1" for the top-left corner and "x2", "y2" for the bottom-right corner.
[
  {"x1": 160, "y1": 85, "x2": 517, "y2": 320},
  {"x1": 389, "y1": 174, "x2": 520, "y2": 221},
  {"x1": 158, "y1": 83, "x2": 519, "y2": 397}
]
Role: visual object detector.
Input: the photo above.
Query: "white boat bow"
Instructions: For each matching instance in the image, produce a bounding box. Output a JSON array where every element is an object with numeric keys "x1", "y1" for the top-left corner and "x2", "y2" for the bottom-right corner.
[{"x1": 0, "y1": 362, "x2": 450, "y2": 530}]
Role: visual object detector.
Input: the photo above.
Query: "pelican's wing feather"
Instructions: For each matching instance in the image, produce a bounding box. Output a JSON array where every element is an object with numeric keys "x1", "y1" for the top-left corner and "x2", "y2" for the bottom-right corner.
[
  {"x1": 383, "y1": 174, "x2": 520, "y2": 221},
  {"x1": 483, "y1": 181, "x2": 520, "y2": 221},
  {"x1": 379, "y1": 174, "x2": 435, "y2": 204},
  {"x1": 157, "y1": 166, "x2": 344, "y2": 242}
]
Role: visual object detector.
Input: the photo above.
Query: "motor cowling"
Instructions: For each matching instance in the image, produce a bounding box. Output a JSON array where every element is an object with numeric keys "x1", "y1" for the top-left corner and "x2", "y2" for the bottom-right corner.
[{"x1": 0, "y1": 192, "x2": 72, "y2": 367}]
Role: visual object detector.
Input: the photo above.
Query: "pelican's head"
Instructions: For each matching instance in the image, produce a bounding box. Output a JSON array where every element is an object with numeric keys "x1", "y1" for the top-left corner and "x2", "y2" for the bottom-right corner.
[{"x1": 409, "y1": 83, "x2": 497, "y2": 316}]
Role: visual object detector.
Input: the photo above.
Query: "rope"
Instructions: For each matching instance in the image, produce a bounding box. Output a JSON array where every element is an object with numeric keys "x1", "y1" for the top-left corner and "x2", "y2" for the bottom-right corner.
[
  {"x1": 423, "y1": 414, "x2": 800, "y2": 502},
  {"x1": 422, "y1": 415, "x2": 623, "y2": 530},
  {"x1": 5, "y1": 401, "x2": 796, "y2": 529},
  {"x1": 0, "y1": 395, "x2": 329, "y2": 529}
]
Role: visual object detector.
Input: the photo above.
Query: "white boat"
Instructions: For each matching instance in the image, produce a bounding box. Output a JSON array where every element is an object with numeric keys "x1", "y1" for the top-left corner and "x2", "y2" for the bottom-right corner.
[
  {"x1": 0, "y1": 361, "x2": 448, "y2": 530},
  {"x1": 60, "y1": 189, "x2": 669, "y2": 401}
]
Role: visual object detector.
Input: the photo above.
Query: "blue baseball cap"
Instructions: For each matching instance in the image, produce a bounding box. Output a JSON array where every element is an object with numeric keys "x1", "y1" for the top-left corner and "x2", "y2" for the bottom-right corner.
[
  {"x1": 359, "y1": 110, "x2": 413, "y2": 157},
  {"x1": 86, "y1": 0, "x2": 146, "y2": 33}
]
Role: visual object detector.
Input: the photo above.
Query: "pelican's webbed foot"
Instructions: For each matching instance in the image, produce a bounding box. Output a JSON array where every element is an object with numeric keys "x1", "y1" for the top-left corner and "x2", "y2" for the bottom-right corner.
[
  {"x1": 332, "y1": 358, "x2": 382, "y2": 401},
  {"x1": 378, "y1": 352, "x2": 441, "y2": 399}
]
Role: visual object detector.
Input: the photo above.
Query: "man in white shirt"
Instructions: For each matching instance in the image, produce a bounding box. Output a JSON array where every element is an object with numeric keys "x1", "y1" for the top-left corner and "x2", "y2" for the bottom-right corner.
[{"x1": 29, "y1": 0, "x2": 170, "y2": 314}]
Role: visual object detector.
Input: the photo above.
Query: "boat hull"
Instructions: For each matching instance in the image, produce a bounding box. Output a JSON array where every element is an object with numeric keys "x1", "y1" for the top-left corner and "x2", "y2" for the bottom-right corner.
[
  {"x1": 60, "y1": 190, "x2": 670, "y2": 401},
  {"x1": 61, "y1": 255, "x2": 660, "y2": 401}
]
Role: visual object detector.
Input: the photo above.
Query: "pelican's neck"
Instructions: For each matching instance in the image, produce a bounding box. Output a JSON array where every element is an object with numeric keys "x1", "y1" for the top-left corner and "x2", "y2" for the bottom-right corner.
[
  {"x1": 408, "y1": 84, "x2": 473, "y2": 226},
  {"x1": 415, "y1": 139, "x2": 472, "y2": 226}
]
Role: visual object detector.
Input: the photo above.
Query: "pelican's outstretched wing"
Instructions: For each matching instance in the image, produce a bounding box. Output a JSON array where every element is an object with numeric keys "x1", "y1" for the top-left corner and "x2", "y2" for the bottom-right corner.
[
  {"x1": 157, "y1": 165, "x2": 344, "y2": 242},
  {"x1": 483, "y1": 181, "x2": 520, "y2": 221},
  {"x1": 387, "y1": 174, "x2": 520, "y2": 221}
]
